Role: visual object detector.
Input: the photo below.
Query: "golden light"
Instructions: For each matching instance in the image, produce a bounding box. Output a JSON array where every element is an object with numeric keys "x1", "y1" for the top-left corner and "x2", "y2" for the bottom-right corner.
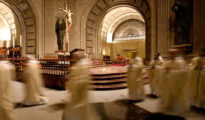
[
  {"x1": 0, "y1": 15, "x2": 11, "y2": 41},
  {"x1": 102, "y1": 49, "x2": 106, "y2": 55},
  {"x1": 107, "y1": 32, "x2": 112, "y2": 43}
]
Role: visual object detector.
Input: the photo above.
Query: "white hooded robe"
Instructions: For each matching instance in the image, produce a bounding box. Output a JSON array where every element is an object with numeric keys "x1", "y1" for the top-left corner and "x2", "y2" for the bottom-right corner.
[
  {"x1": 127, "y1": 57, "x2": 144, "y2": 100},
  {"x1": 0, "y1": 61, "x2": 15, "y2": 120},
  {"x1": 188, "y1": 57, "x2": 205, "y2": 108},
  {"x1": 149, "y1": 56, "x2": 164, "y2": 96},
  {"x1": 62, "y1": 58, "x2": 99, "y2": 120},
  {"x1": 23, "y1": 60, "x2": 47, "y2": 105},
  {"x1": 159, "y1": 57, "x2": 189, "y2": 114}
]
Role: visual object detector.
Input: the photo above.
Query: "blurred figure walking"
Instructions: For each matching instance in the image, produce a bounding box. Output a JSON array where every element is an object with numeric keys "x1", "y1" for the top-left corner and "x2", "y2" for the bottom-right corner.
[
  {"x1": 23, "y1": 55, "x2": 48, "y2": 106},
  {"x1": 148, "y1": 52, "x2": 164, "y2": 97},
  {"x1": 127, "y1": 51, "x2": 144, "y2": 101},
  {"x1": 63, "y1": 49, "x2": 99, "y2": 120},
  {"x1": 0, "y1": 53, "x2": 15, "y2": 120},
  {"x1": 159, "y1": 49, "x2": 189, "y2": 115},
  {"x1": 188, "y1": 49, "x2": 205, "y2": 109}
]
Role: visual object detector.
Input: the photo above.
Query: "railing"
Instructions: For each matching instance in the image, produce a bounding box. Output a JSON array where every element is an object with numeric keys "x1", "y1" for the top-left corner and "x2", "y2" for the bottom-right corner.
[
  {"x1": 39, "y1": 58, "x2": 70, "y2": 76},
  {"x1": 7, "y1": 57, "x2": 131, "y2": 90}
]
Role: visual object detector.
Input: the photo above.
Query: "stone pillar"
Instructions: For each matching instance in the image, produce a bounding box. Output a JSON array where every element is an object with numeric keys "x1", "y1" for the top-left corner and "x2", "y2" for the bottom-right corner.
[
  {"x1": 157, "y1": 0, "x2": 170, "y2": 57},
  {"x1": 150, "y1": 0, "x2": 157, "y2": 58},
  {"x1": 44, "y1": 0, "x2": 56, "y2": 53},
  {"x1": 193, "y1": 0, "x2": 205, "y2": 51}
]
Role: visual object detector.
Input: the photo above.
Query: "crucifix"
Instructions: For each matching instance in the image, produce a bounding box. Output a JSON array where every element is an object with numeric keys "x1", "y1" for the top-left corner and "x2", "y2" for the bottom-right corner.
[{"x1": 57, "y1": 1, "x2": 75, "y2": 52}]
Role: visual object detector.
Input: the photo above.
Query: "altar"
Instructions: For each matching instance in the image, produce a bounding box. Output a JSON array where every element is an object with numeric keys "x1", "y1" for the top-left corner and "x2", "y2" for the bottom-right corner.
[{"x1": 8, "y1": 57, "x2": 154, "y2": 90}]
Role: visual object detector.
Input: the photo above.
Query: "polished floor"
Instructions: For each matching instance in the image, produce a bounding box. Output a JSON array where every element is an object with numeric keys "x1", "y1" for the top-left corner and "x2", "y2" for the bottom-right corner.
[
  {"x1": 91, "y1": 66, "x2": 127, "y2": 75},
  {"x1": 13, "y1": 81, "x2": 205, "y2": 120}
]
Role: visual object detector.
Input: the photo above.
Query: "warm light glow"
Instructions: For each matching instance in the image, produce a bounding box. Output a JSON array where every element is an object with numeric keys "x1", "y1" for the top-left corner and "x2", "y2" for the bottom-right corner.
[
  {"x1": 102, "y1": 49, "x2": 106, "y2": 55},
  {"x1": 20, "y1": 35, "x2": 22, "y2": 47},
  {"x1": 0, "y1": 29, "x2": 11, "y2": 41},
  {"x1": 0, "y1": 16, "x2": 11, "y2": 41},
  {"x1": 107, "y1": 33, "x2": 112, "y2": 43}
]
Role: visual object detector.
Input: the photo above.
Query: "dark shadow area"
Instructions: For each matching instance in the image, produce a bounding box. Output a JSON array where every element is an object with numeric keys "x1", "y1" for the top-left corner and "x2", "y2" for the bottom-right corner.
[
  {"x1": 146, "y1": 113, "x2": 185, "y2": 120},
  {"x1": 45, "y1": 99, "x2": 186, "y2": 120},
  {"x1": 15, "y1": 102, "x2": 47, "y2": 108},
  {"x1": 15, "y1": 103, "x2": 24, "y2": 108},
  {"x1": 146, "y1": 94, "x2": 159, "y2": 99},
  {"x1": 191, "y1": 106, "x2": 205, "y2": 114}
]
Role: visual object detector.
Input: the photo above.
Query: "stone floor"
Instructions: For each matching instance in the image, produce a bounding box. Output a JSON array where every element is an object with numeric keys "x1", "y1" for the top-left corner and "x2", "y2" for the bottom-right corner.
[{"x1": 13, "y1": 81, "x2": 205, "y2": 120}]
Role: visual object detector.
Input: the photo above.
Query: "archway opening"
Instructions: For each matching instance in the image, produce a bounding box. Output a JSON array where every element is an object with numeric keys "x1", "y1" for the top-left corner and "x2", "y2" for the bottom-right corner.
[
  {"x1": 97, "y1": 6, "x2": 146, "y2": 59},
  {"x1": 0, "y1": 2, "x2": 22, "y2": 55},
  {"x1": 0, "y1": 2, "x2": 22, "y2": 57}
]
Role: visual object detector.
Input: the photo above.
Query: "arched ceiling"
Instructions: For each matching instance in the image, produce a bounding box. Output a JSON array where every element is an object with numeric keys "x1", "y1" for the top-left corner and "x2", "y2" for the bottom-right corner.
[
  {"x1": 102, "y1": 7, "x2": 144, "y2": 30},
  {"x1": 108, "y1": 13, "x2": 144, "y2": 34},
  {"x1": 100, "y1": 6, "x2": 145, "y2": 43},
  {"x1": 86, "y1": 0, "x2": 151, "y2": 59},
  {"x1": 113, "y1": 19, "x2": 145, "y2": 41}
]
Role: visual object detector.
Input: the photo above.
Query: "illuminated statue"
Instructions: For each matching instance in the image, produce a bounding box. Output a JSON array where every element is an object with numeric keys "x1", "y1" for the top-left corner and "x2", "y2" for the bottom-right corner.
[
  {"x1": 57, "y1": 8, "x2": 75, "y2": 31},
  {"x1": 57, "y1": 7, "x2": 75, "y2": 51},
  {"x1": 171, "y1": 0, "x2": 193, "y2": 45},
  {"x1": 55, "y1": 18, "x2": 66, "y2": 50}
]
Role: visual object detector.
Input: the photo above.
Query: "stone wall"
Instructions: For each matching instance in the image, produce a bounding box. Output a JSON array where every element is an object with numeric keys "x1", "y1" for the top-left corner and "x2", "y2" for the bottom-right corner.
[
  {"x1": 111, "y1": 39, "x2": 146, "y2": 59},
  {"x1": 156, "y1": 0, "x2": 205, "y2": 58},
  {"x1": 3, "y1": 0, "x2": 203, "y2": 58}
]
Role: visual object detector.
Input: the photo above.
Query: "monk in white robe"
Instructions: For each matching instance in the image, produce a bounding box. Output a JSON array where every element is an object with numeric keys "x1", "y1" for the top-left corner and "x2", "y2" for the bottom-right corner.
[
  {"x1": 0, "y1": 57, "x2": 15, "y2": 120},
  {"x1": 148, "y1": 52, "x2": 164, "y2": 96},
  {"x1": 23, "y1": 56, "x2": 48, "y2": 106},
  {"x1": 63, "y1": 50, "x2": 98, "y2": 120},
  {"x1": 187, "y1": 49, "x2": 205, "y2": 108},
  {"x1": 127, "y1": 52, "x2": 144, "y2": 101},
  {"x1": 159, "y1": 49, "x2": 189, "y2": 114}
]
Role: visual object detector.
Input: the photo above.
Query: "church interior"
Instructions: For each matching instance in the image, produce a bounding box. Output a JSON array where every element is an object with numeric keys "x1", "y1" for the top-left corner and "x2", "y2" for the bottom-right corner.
[{"x1": 0, "y1": 0, "x2": 205, "y2": 120}]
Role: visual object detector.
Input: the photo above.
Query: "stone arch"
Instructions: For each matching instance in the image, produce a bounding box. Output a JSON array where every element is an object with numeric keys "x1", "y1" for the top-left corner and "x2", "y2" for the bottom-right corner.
[
  {"x1": 0, "y1": 0, "x2": 37, "y2": 55},
  {"x1": 113, "y1": 19, "x2": 145, "y2": 40},
  {"x1": 86, "y1": 0, "x2": 151, "y2": 60}
]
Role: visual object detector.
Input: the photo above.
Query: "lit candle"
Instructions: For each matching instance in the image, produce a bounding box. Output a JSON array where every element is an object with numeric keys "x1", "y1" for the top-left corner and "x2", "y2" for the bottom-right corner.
[
  {"x1": 6, "y1": 41, "x2": 8, "y2": 48},
  {"x1": 13, "y1": 36, "x2": 15, "y2": 48},
  {"x1": 20, "y1": 35, "x2": 22, "y2": 47}
]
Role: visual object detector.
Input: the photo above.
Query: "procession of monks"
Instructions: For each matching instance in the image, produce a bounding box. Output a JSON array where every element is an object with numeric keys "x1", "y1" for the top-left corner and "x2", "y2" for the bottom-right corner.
[
  {"x1": 0, "y1": 48, "x2": 205, "y2": 119},
  {"x1": 0, "y1": 53, "x2": 48, "y2": 120},
  {"x1": 127, "y1": 48, "x2": 205, "y2": 115}
]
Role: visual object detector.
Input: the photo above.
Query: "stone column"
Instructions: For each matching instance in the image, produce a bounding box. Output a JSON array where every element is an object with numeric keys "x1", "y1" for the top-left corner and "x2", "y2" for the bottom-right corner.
[
  {"x1": 157, "y1": 0, "x2": 170, "y2": 57},
  {"x1": 150, "y1": 0, "x2": 157, "y2": 58},
  {"x1": 193, "y1": 0, "x2": 205, "y2": 51},
  {"x1": 44, "y1": 0, "x2": 56, "y2": 53}
]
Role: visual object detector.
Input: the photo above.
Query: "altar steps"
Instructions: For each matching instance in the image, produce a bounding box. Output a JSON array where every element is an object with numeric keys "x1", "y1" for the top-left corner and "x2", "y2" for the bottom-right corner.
[
  {"x1": 90, "y1": 83, "x2": 127, "y2": 90},
  {"x1": 90, "y1": 73, "x2": 127, "y2": 90}
]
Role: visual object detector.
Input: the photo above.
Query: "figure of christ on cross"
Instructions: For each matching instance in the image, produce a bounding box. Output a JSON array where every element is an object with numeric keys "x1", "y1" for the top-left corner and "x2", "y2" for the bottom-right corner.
[{"x1": 57, "y1": 8, "x2": 75, "y2": 51}]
